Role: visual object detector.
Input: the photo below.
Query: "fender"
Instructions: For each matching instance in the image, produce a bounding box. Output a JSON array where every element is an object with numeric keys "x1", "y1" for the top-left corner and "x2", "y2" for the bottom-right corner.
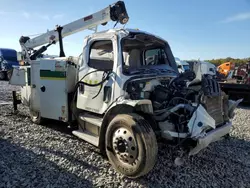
[
  {"x1": 98, "y1": 99, "x2": 154, "y2": 154},
  {"x1": 115, "y1": 99, "x2": 154, "y2": 114}
]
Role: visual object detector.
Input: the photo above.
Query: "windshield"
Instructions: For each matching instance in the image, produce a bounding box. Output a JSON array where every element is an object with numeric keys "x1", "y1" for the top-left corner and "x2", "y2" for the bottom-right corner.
[{"x1": 121, "y1": 33, "x2": 178, "y2": 75}]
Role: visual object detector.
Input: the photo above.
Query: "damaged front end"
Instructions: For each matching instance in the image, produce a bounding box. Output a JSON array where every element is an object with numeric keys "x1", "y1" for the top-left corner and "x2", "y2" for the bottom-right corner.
[
  {"x1": 151, "y1": 71, "x2": 242, "y2": 156},
  {"x1": 186, "y1": 95, "x2": 242, "y2": 156},
  {"x1": 125, "y1": 68, "x2": 242, "y2": 158}
]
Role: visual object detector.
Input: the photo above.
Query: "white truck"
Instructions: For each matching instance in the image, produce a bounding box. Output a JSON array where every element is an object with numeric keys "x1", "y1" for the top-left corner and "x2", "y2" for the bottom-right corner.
[
  {"x1": 9, "y1": 1, "x2": 241, "y2": 178},
  {"x1": 187, "y1": 60, "x2": 217, "y2": 76},
  {"x1": 175, "y1": 57, "x2": 190, "y2": 73}
]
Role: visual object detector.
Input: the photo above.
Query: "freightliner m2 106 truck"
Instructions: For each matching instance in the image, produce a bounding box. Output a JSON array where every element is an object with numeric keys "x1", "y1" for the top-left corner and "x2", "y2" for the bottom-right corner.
[{"x1": 9, "y1": 1, "x2": 241, "y2": 178}]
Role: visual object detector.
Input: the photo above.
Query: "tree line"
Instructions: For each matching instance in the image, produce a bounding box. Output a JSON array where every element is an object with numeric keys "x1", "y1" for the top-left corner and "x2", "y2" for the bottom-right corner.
[{"x1": 205, "y1": 57, "x2": 250, "y2": 67}]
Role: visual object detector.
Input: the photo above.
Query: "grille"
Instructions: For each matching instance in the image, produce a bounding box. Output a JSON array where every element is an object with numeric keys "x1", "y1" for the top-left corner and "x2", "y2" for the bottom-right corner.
[
  {"x1": 202, "y1": 77, "x2": 221, "y2": 96},
  {"x1": 201, "y1": 77, "x2": 225, "y2": 126},
  {"x1": 202, "y1": 95, "x2": 224, "y2": 126}
]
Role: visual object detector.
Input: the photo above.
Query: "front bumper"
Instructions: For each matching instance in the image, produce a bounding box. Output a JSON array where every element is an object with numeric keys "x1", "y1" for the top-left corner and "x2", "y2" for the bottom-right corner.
[{"x1": 189, "y1": 121, "x2": 232, "y2": 156}]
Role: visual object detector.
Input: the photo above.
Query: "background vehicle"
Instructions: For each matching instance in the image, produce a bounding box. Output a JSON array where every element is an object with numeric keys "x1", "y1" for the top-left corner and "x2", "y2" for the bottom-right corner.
[
  {"x1": 8, "y1": 1, "x2": 241, "y2": 178},
  {"x1": 186, "y1": 60, "x2": 216, "y2": 76},
  {"x1": 217, "y1": 61, "x2": 250, "y2": 103},
  {"x1": 175, "y1": 57, "x2": 190, "y2": 73},
  {"x1": 0, "y1": 48, "x2": 19, "y2": 80},
  {"x1": 217, "y1": 61, "x2": 234, "y2": 78}
]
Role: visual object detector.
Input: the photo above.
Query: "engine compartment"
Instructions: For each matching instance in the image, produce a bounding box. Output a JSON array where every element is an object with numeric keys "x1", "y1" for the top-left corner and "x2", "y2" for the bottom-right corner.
[
  {"x1": 125, "y1": 70, "x2": 231, "y2": 144},
  {"x1": 126, "y1": 71, "x2": 198, "y2": 110}
]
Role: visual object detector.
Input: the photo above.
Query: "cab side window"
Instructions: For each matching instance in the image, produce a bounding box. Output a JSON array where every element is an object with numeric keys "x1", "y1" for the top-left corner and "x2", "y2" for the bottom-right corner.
[{"x1": 88, "y1": 40, "x2": 114, "y2": 71}]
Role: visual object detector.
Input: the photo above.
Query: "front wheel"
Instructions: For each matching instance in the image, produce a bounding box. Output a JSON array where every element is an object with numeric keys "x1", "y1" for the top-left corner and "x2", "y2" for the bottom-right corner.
[{"x1": 105, "y1": 113, "x2": 158, "y2": 178}]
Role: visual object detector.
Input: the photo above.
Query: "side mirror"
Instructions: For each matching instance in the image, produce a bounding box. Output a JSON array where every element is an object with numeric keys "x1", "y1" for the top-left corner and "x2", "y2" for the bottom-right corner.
[{"x1": 177, "y1": 65, "x2": 182, "y2": 69}]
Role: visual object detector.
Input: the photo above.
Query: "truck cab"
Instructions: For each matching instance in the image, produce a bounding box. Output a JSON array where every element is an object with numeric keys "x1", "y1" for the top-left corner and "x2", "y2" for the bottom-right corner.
[
  {"x1": 187, "y1": 60, "x2": 216, "y2": 76},
  {"x1": 0, "y1": 48, "x2": 19, "y2": 80},
  {"x1": 76, "y1": 29, "x2": 179, "y2": 114}
]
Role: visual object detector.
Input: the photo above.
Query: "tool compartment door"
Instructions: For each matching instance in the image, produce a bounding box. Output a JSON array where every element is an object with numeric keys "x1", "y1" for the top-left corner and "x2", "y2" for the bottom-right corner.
[
  {"x1": 39, "y1": 59, "x2": 68, "y2": 121},
  {"x1": 9, "y1": 65, "x2": 27, "y2": 86}
]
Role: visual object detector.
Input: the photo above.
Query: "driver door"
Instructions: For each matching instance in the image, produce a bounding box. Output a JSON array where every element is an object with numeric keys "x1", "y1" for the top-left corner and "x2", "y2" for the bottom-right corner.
[{"x1": 76, "y1": 35, "x2": 117, "y2": 114}]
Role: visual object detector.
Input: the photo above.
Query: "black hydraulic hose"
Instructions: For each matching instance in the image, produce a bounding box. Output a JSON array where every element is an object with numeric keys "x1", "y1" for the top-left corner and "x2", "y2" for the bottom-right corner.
[
  {"x1": 71, "y1": 70, "x2": 112, "y2": 119},
  {"x1": 73, "y1": 69, "x2": 112, "y2": 102},
  {"x1": 79, "y1": 70, "x2": 111, "y2": 86},
  {"x1": 91, "y1": 71, "x2": 108, "y2": 99}
]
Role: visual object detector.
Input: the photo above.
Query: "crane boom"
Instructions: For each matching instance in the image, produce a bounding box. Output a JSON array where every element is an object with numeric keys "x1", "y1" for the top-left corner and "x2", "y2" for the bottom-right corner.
[{"x1": 19, "y1": 1, "x2": 128, "y2": 60}]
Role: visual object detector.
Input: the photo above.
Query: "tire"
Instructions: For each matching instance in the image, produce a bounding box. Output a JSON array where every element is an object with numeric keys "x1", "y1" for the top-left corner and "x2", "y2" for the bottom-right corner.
[
  {"x1": 0, "y1": 71, "x2": 6, "y2": 80},
  {"x1": 105, "y1": 113, "x2": 158, "y2": 178},
  {"x1": 223, "y1": 133, "x2": 230, "y2": 139},
  {"x1": 7, "y1": 70, "x2": 12, "y2": 81},
  {"x1": 30, "y1": 109, "x2": 45, "y2": 124}
]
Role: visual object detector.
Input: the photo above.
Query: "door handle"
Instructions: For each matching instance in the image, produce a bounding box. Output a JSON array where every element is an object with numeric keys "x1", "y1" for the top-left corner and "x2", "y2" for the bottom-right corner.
[{"x1": 103, "y1": 86, "x2": 111, "y2": 103}]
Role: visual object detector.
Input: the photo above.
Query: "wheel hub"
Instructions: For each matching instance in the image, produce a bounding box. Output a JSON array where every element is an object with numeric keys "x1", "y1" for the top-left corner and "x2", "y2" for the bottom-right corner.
[
  {"x1": 117, "y1": 140, "x2": 126, "y2": 153},
  {"x1": 112, "y1": 127, "x2": 138, "y2": 165}
]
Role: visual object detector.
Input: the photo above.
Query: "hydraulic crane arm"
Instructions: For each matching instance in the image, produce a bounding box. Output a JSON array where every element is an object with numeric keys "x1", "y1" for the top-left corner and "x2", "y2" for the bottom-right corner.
[{"x1": 19, "y1": 1, "x2": 129, "y2": 60}]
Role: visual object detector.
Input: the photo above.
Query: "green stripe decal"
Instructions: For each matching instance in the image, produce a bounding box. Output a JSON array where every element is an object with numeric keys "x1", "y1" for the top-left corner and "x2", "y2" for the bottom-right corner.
[{"x1": 40, "y1": 70, "x2": 66, "y2": 78}]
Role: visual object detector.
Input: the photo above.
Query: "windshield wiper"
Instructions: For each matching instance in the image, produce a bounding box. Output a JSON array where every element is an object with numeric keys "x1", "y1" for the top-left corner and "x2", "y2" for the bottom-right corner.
[
  {"x1": 137, "y1": 68, "x2": 161, "y2": 74},
  {"x1": 126, "y1": 67, "x2": 178, "y2": 76},
  {"x1": 158, "y1": 68, "x2": 178, "y2": 74}
]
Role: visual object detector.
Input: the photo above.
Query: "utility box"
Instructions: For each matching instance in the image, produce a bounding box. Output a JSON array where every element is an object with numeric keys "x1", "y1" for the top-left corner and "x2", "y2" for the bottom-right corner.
[
  {"x1": 38, "y1": 59, "x2": 77, "y2": 121},
  {"x1": 11, "y1": 58, "x2": 78, "y2": 121}
]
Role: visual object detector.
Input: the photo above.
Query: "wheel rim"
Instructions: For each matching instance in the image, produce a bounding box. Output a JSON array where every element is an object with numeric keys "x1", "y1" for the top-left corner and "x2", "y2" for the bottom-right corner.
[{"x1": 112, "y1": 127, "x2": 138, "y2": 165}]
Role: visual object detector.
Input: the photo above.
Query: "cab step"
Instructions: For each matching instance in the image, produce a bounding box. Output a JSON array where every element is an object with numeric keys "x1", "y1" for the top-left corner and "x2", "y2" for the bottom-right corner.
[
  {"x1": 72, "y1": 130, "x2": 99, "y2": 147},
  {"x1": 79, "y1": 113, "x2": 102, "y2": 127},
  {"x1": 78, "y1": 113, "x2": 103, "y2": 136}
]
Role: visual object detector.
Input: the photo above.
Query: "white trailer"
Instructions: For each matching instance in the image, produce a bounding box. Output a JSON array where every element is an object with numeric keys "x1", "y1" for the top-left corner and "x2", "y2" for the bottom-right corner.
[{"x1": 9, "y1": 1, "x2": 241, "y2": 178}]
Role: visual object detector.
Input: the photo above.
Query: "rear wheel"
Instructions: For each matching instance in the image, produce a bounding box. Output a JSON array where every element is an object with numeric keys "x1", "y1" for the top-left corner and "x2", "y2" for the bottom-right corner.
[
  {"x1": 105, "y1": 113, "x2": 158, "y2": 178},
  {"x1": 0, "y1": 71, "x2": 6, "y2": 80},
  {"x1": 7, "y1": 70, "x2": 12, "y2": 81},
  {"x1": 30, "y1": 109, "x2": 45, "y2": 124}
]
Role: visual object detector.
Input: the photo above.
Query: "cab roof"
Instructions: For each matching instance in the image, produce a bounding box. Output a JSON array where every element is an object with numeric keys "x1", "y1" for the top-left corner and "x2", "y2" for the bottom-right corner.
[{"x1": 91, "y1": 28, "x2": 168, "y2": 44}]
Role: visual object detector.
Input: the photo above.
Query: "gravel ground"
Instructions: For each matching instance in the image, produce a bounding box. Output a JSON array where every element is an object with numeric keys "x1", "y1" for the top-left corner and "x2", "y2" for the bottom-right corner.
[{"x1": 1, "y1": 80, "x2": 250, "y2": 188}]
